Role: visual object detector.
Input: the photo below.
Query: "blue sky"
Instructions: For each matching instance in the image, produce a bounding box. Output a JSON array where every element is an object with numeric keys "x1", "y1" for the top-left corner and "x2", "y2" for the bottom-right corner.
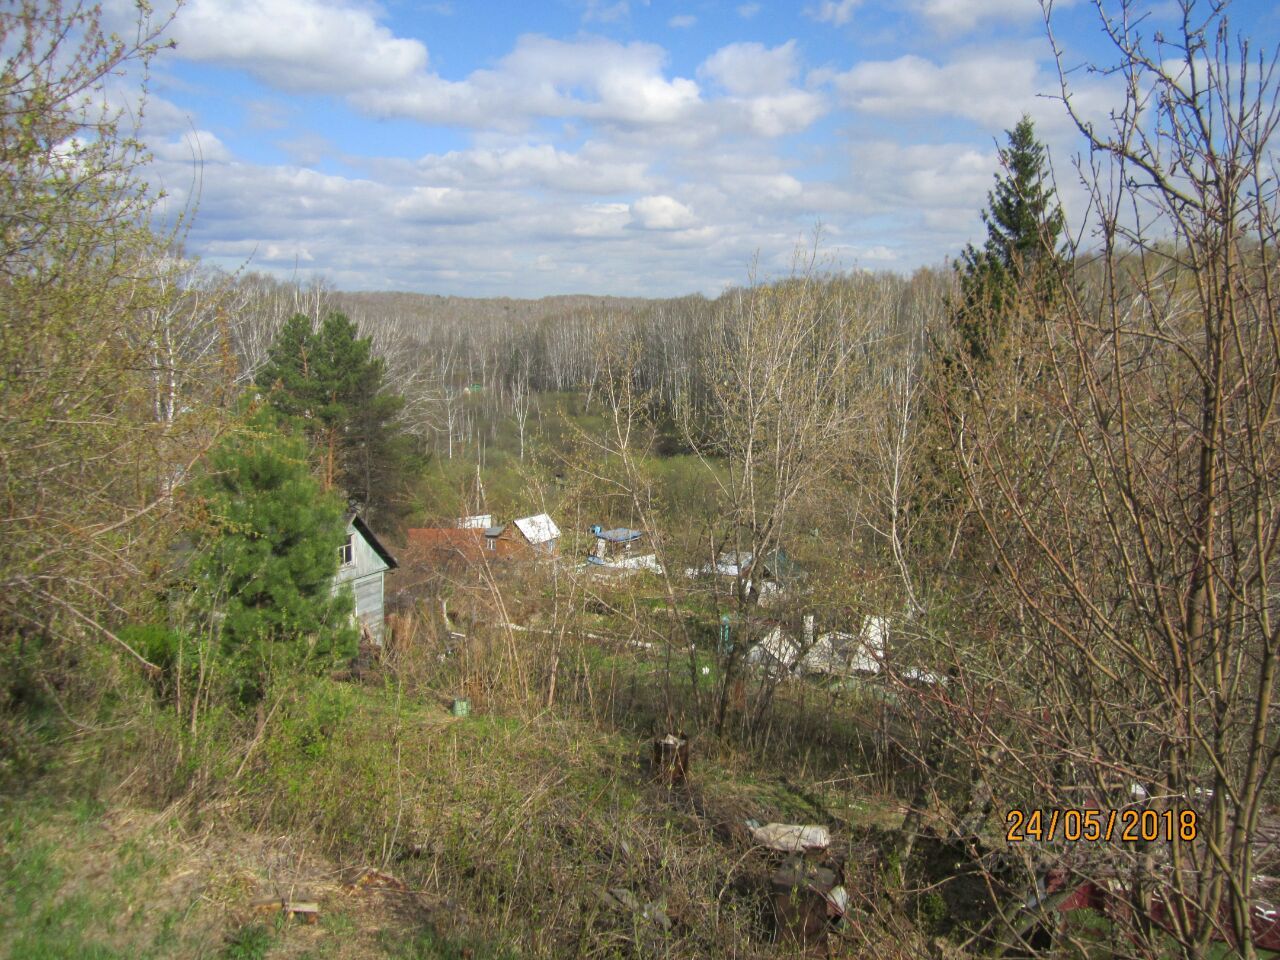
[{"x1": 120, "y1": 0, "x2": 1280, "y2": 296}]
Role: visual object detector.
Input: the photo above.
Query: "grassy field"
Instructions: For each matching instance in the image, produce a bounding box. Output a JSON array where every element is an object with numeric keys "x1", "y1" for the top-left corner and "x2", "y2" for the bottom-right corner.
[{"x1": 0, "y1": 664, "x2": 919, "y2": 959}]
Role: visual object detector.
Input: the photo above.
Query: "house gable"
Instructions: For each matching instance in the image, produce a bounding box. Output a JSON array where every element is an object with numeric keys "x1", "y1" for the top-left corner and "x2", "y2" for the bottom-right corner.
[{"x1": 333, "y1": 514, "x2": 397, "y2": 644}]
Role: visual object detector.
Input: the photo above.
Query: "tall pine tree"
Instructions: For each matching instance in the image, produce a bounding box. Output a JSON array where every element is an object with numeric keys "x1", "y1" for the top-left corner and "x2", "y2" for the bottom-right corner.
[
  {"x1": 953, "y1": 115, "x2": 1064, "y2": 364},
  {"x1": 256, "y1": 313, "x2": 405, "y2": 524}
]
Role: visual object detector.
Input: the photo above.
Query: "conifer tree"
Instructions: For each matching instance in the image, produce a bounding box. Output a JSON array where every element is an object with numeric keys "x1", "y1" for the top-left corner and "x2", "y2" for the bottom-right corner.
[
  {"x1": 254, "y1": 313, "x2": 320, "y2": 419},
  {"x1": 953, "y1": 115, "x2": 1064, "y2": 364},
  {"x1": 256, "y1": 313, "x2": 406, "y2": 523},
  {"x1": 191, "y1": 403, "x2": 355, "y2": 702}
]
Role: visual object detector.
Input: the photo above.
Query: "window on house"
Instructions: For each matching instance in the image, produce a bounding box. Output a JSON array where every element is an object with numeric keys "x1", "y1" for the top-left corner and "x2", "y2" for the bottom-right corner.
[
  {"x1": 339, "y1": 535, "x2": 354, "y2": 566},
  {"x1": 486, "y1": 537, "x2": 496, "y2": 552}
]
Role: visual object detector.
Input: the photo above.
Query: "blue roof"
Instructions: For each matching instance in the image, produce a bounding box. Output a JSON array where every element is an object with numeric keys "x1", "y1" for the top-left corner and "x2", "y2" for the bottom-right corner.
[{"x1": 597, "y1": 528, "x2": 644, "y2": 542}]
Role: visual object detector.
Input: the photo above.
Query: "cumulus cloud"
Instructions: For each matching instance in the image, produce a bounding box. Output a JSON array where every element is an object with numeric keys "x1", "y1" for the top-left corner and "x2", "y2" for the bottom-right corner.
[
  {"x1": 630, "y1": 195, "x2": 697, "y2": 230},
  {"x1": 168, "y1": 0, "x2": 428, "y2": 92},
  {"x1": 833, "y1": 53, "x2": 1041, "y2": 128},
  {"x1": 912, "y1": 0, "x2": 1054, "y2": 31},
  {"x1": 699, "y1": 41, "x2": 827, "y2": 136},
  {"x1": 414, "y1": 142, "x2": 652, "y2": 195},
  {"x1": 701, "y1": 40, "x2": 801, "y2": 97},
  {"x1": 150, "y1": 129, "x2": 232, "y2": 164},
  {"x1": 351, "y1": 34, "x2": 701, "y2": 130},
  {"x1": 135, "y1": 0, "x2": 1120, "y2": 297}
]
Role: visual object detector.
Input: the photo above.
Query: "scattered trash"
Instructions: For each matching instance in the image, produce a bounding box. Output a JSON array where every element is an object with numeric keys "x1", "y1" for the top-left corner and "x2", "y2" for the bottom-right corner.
[
  {"x1": 451, "y1": 697, "x2": 471, "y2": 717},
  {"x1": 603, "y1": 887, "x2": 641, "y2": 912},
  {"x1": 653, "y1": 733, "x2": 689, "y2": 785},
  {"x1": 598, "y1": 887, "x2": 673, "y2": 933},
  {"x1": 347, "y1": 867, "x2": 408, "y2": 892},
  {"x1": 641, "y1": 900, "x2": 672, "y2": 932},
  {"x1": 749, "y1": 822, "x2": 831, "y2": 854},
  {"x1": 770, "y1": 858, "x2": 846, "y2": 946},
  {"x1": 252, "y1": 898, "x2": 320, "y2": 923}
]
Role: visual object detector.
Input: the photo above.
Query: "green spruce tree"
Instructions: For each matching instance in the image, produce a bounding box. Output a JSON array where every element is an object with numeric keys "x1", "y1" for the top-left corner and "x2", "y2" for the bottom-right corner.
[
  {"x1": 953, "y1": 115, "x2": 1064, "y2": 364},
  {"x1": 191, "y1": 402, "x2": 356, "y2": 702}
]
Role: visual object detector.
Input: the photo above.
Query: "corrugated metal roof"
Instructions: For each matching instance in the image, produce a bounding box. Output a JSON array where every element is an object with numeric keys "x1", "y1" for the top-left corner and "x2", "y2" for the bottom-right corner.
[
  {"x1": 514, "y1": 513, "x2": 560, "y2": 544},
  {"x1": 599, "y1": 528, "x2": 644, "y2": 543}
]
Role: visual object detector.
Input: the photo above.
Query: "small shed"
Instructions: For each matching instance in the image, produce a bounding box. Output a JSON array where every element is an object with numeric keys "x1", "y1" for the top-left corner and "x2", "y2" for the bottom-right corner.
[
  {"x1": 587, "y1": 525, "x2": 663, "y2": 573},
  {"x1": 500, "y1": 513, "x2": 560, "y2": 556},
  {"x1": 333, "y1": 514, "x2": 397, "y2": 645},
  {"x1": 589, "y1": 526, "x2": 644, "y2": 561}
]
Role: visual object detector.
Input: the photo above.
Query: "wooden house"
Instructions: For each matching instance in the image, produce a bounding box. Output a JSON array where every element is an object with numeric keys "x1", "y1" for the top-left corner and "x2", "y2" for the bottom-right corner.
[{"x1": 333, "y1": 514, "x2": 397, "y2": 645}]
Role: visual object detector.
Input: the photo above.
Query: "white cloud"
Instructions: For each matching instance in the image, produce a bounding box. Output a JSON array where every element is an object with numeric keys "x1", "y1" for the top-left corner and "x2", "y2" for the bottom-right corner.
[
  {"x1": 135, "y1": 1, "x2": 1118, "y2": 297},
  {"x1": 736, "y1": 91, "x2": 827, "y2": 137},
  {"x1": 700, "y1": 41, "x2": 800, "y2": 97},
  {"x1": 414, "y1": 142, "x2": 652, "y2": 195},
  {"x1": 669, "y1": 14, "x2": 697, "y2": 28},
  {"x1": 833, "y1": 54, "x2": 1041, "y2": 128},
  {"x1": 699, "y1": 41, "x2": 827, "y2": 136},
  {"x1": 394, "y1": 186, "x2": 515, "y2": 224},
  {"x1": 913, "y1": 0, "x2": 1050, "y2": 31},
  {"x1": 150, "y1": 129, "x2": 232, "y2": 164},
  {"x1": 630, "y1": 195, "x2": 697, "y2": 230},
  {"x1": 806, "y1": 0, "x2": 862, "y2": 26},
  {"x1": 168, "y1": 0, "x2": 428, "y2": 93},
  {"x1": 354, "y1": 35, "x2": 701, "y2": 129}
]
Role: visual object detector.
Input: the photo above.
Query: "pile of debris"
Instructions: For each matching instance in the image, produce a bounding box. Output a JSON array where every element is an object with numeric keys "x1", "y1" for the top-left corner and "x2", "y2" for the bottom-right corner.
[{"x1": 749, "y1": 821, "x2": 851, "y2": 948}]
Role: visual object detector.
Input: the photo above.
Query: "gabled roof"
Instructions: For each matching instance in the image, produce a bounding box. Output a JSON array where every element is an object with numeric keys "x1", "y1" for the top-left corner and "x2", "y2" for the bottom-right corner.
[
  {"x1": 349, "y1": 513, "x2": 398, "y2": 569},
  {"x1": 514, "y1": 513, "x2": 560, "y2": 544}
]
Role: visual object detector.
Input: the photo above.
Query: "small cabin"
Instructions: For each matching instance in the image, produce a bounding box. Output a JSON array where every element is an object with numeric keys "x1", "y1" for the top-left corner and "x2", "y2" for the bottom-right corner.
[
  {"x1": 333, "y1": 514, "x2": 397, "y2": 644},
  {"x1": 588, "y1": 526, "x2": 644, "y2": 563},
  {"x1": 586, "y1": 525, "x2": 663, "y2": 573},
  {"x1": 493, "y1": 513, "x2": 560, "y2": 557}
]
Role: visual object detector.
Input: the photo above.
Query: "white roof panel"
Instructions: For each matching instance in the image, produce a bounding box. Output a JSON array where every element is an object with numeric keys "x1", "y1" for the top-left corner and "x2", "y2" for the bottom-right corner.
[{"x1": 514, "y1": 513, "x2": 560, "y2": 544}]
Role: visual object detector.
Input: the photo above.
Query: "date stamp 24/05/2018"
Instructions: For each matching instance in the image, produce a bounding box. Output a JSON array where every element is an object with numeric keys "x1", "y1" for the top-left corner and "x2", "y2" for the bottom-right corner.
[{"x1": 1005, "y1": 808, "x2": 1198, "y2": 843}]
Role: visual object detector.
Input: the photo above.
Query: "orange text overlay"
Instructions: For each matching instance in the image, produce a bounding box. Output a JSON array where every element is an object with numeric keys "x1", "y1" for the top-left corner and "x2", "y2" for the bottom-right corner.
[{"x1": 1005, "y1": 808, "x2": 1198, "y2": 843}]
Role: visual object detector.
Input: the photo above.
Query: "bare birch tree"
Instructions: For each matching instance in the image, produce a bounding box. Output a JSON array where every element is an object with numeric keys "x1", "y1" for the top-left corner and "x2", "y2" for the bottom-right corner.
[{"x1": 934, "y1": 3, "x2": 1280, "y2": 955}]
